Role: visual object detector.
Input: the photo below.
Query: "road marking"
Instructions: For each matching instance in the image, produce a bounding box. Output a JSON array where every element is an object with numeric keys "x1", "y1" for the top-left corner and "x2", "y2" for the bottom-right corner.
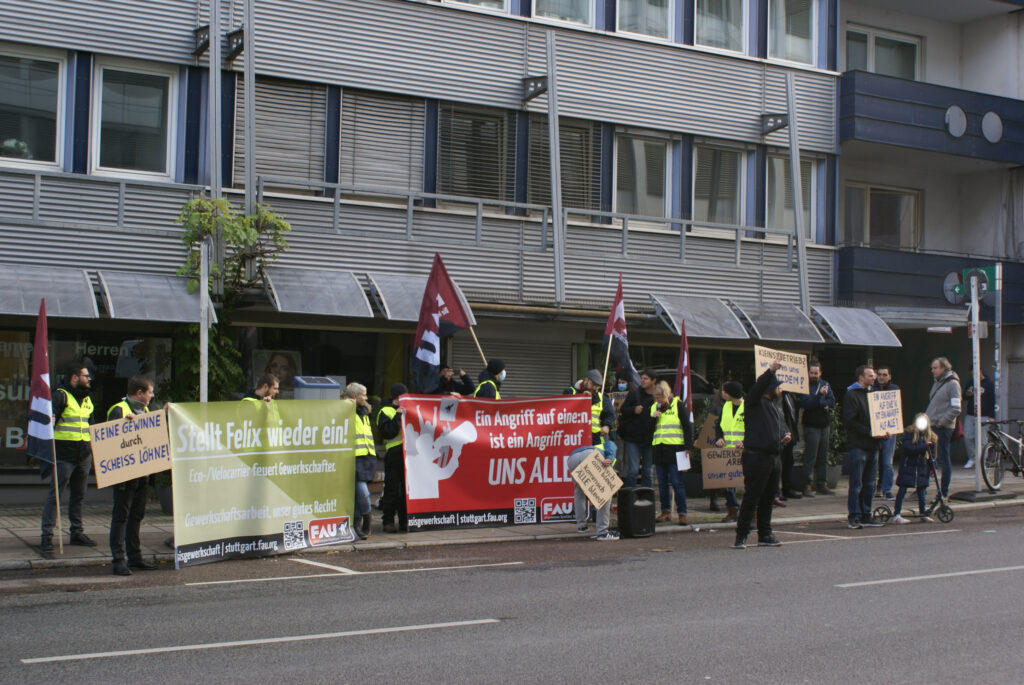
[
  {"x1": 775, "y1": 530, "x2": 848, "y2": 539},
  {"x1": 185, "y1": 561, "x2": 524, "y2": 587},
  {"x1": 836, "y1": 564, "x2": 1024, "y2": 589},
  {"x1": 775, "y1": 529, "x2": 960, "y2": 545},
  {"x1": 21, "y1": 619, "x2": 500, "y2": 664},
  {"x1": 291, "y1": 558, "x2": 358, "y2": 574}
]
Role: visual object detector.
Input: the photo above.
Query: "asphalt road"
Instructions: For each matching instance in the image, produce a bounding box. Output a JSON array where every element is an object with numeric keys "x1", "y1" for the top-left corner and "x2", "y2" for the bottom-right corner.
[{"x1": 3, "y1": 509, "x2": 1024, "y2": 684}]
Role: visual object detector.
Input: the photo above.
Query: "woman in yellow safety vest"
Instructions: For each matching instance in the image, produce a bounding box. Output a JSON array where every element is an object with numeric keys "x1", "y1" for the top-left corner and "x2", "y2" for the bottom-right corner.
[{"x1": 651, "y1": 381, "x2": 693, "y2": 526}]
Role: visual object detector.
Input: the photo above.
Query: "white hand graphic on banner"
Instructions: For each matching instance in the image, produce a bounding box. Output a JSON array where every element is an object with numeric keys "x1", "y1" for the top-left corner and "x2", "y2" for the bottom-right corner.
[{"x1": 404, "y1": 414, "x2": 477, "y2": 500}]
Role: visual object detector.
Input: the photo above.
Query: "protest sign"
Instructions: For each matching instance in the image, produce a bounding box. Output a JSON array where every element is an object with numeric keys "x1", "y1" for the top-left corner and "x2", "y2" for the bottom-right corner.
[
  {"x1": 167, "y1": 399, "x2": 355, "y2": 568},
  {"x1": 571, "y1": 448, "x2": 623, "y2": 510},
  {"x1": 400, "y1": 394, "x2": 591, "y2": 530},
  {"x1": 868, "y1": 389, "x2": 903, "y2": 437},
  {"x1": 701, "y1": 448, "x2": 744, "y2": 489},
  {"x1": 754, "y1": 345, "x2": 809, "y2": 394},
  {"x1": 695, "y1": 414, "x2": 718, "y2": 451},
  {"x1": 89, "y1": 412, "x2": 170, "y2": 488}
]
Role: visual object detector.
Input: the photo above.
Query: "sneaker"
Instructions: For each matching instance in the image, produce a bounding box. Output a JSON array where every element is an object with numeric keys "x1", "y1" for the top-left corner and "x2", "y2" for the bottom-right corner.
[
  {"x1": 577, "y1": 524, "x2": 589, "y2": 533},
  {"x1": 921, "y1": 516, "x2": 934, "y2": 523},
  {"x1": 881, "y1": 493, "x2": 895, "y2": 501},
  {"x1": 382, "y1": 522, "x2": 398, "y2": 533},
  {"x1": 964, "y1": 460, "x2": 975, "y2": 469},
  {"x1": 594, "y1": 532, "x2": 619, "y2": 541},
  {"x1": 758, "y1": 536, "x2": 782, "y2": 547},
  {"x1": 848, "y1": 520, "x2": 863, "y2": 529},
  {"x1": 112, "y1": 561, "x2": 132, "y2": 576},
  {"x1": 816, "y1": 487, "x2": 837, "y2": 496},
  {"x1": 861, "y1": 520, "x2": 883, "y2": 527},
  {"x1": 802, "y1": 487, "x2": 816, "y2": 498},
  {"x1": 783, "y1": 489, "x2": 803, "y2": 499},
  {"x1": 128, "y1": 558, "x2": 157, "y2": 571},
  {"x1": 39, "y1": 536, "x2": 53, "y2": 553},
  {"x1": 70, "y1": 533, "x2": 97, "y2": 547},
  {"x1": 732, "y1": 535, "x2": 747, "y2": 549},
  {"x1": 773, "y1": 497, "x2": 786, "y2": 508},
  {"x1": 892, "y1": 515, "x2": 909, "y2": 524}
]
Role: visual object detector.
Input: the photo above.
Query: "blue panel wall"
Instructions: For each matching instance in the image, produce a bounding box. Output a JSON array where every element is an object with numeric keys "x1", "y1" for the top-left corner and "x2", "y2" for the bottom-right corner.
[
  {"x1": 183, "y1": 66, "x2": 204, "y2": 185},
  {"x1": 71, "y1": 51, "x2": 91, "y2": 174},
  {"x1": 681, "y1": 0, "x2": 694, "y2": 45},
  {"x1": 324, "y1": 85, "x2": 341, "y2": 185},
  {"x1": 221, "y1": 71, "x2": 235, "y2": 188}
]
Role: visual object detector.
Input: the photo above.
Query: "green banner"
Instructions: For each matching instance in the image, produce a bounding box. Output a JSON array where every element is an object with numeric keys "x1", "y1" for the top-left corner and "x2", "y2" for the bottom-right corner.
[{"x1": 168, "y1": 399, "x2": 355, "y2": 567}]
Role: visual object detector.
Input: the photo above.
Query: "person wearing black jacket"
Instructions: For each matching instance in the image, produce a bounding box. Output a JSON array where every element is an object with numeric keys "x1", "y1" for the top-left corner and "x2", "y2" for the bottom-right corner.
[
  {"x1": 778, "y1": 391, "x2": 802, "y2": 501},
  {"x1": 733, "y1": 361, "x2": 790, "y2": 549},
  {"x1": 798, "y1": 362, "x2": 836, "y2": 496},
  {"x1": 842, "y1": 365, "x2": 889, "y2": 529},
  {"x1": 618, "y1": 369, "x2": 656, "y2": 488},
  {"x1": 428, "y1": 365, "x2": 474, "y2": 396},
  {"x1": 377, "y1": 383, "x2": 408, "y2": 533}
]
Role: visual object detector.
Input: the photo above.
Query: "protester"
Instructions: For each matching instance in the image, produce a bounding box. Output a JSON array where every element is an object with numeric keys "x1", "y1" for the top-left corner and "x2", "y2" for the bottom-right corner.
[
  {"x1": 962, "y1": 369, "x2": 994, "y2": 470},
  {"x1": 651, "y1": 380, "x2": 693, "y2": 526},
  {"x1": 243, "y1": 373, "x2": 279, "y2": 403},
  {"x1": 892, "y1": 414, "x2": 936, "y2": 524},
  {"x1": 712, "y1": 381, "x2": 744, "y2": 521},
  {"x1": 377, "y1": 383, "x2": 408, "y2": 533},
  {"x1": 40, "y1": 360, "x2": 97, "y2": 554},
  {"x1": 343, "y1": 382, "x2": 375, "y2": 540},
  {"x1": 778, "y1": 390, "x2": 801, "y2": 502},
  {"x1": 925, "y1": 357, "x2": 961, "y2": 498},
  {"x1": 842, "y1": 365, "x2": 888, "y2": 529},
  {"x1": 107, "y1": 376, "x2": 158, "y2": 576},
  {"x1": 872, "y1": 365, "x2": 899, "y2": 501},
  {"x1": 799, "y1": 361, "x2": 836, "y2": 497},
  {"x1": 567, "y1": 444, "x2": 618, "y2": 540},
  {"x1": 473, "y1": 359, "x2": 505, "y2": 399},
  {"x1": 732, "y1": 361, "x2": 789, "y2": 549},
  {"x1": 617, "y1": 369, "x2": 656, "y2": 488},
  {"x1": 428, "y1": 365, "x2": 474, "y2": 396}
]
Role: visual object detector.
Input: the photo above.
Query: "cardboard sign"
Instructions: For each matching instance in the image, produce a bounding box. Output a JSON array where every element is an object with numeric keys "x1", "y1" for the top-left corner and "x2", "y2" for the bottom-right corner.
[
  {"x1": 571, "y1": 448, "x2": 623, "y2": 510},
  {"x1": 89, "y1": 412, "x2": 171, "y2": 488},
  {"x1": 754, "y1": 345, "x2": 809, "y2": 394},
  {"x1": 695, "y1": 414, "x2": 718, "y2": 451},
  {"x1": 868, "y1": 389, "x2": 903, "y2": 437},
  {"x1": 701, "y1": 448, "x2": 744, "y2": 489}
]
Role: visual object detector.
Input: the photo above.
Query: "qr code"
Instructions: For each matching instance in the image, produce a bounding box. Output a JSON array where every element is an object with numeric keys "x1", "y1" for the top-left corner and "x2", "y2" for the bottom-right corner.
[
  {"x1": 514, "y1": 498, "x2": 537, "y2": 524},
  {"x1": 283, "y1": 520, "x2": 305, "y2": 550}
]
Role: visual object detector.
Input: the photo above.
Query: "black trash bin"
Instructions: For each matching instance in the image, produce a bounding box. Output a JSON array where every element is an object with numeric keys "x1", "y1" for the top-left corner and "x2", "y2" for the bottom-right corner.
[{"x1": 618, "y1": 486, "x2": 655, "y2": 538}]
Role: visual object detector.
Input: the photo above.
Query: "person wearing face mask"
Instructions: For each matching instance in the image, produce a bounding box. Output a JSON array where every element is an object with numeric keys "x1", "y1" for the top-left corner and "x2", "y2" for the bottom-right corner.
[
  {"x1": 474, "y1": 359, "x2": 506, "y2": 399},
  {"x1": 618, "y1": 369, "x2": 657, "y2": 488}
]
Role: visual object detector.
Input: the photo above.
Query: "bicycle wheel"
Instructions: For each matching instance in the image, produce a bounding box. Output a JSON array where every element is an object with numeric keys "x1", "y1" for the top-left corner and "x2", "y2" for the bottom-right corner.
[
  {"x1": 981, "y1": 441, "x2": 1005, "y2": 490},
  {"x1": 936, "y1": 505, "x2": 954, "y2": 523},
  {"x1": 872, "y1": 505, "x2": 892, "y2": 523}
]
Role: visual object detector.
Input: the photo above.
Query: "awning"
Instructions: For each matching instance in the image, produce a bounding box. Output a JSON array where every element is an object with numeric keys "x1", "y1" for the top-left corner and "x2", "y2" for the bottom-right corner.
[
  {"x1": 0, "y1": 264, "x2": 98, "y2": 318},
  {"x1": 811, "y1": 305, "x2": 902, "y2": 347},
  {"x1": 367, "y1": 272, "x2": 476, "y2": 324},
  {"x1": 650, "y1": 294, "x2": 749, "y2": 339},
  {"x1": 872, "y1": 306, "x2": 969, "y2": 329},
  {"x1": 98, "y1": 271, "x2": 212, "y2": 323},
  {"x1": 730, "y1": 301, "x2": 824, "y2": 344},
  {"x1": 265, "y1": 267, "x2": 373, "y2": 318}
]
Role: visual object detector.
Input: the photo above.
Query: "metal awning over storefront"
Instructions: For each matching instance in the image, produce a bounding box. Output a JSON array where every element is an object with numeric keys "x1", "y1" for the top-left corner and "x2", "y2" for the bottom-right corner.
[
  {"x1": 650, "y1": 294, "x2": 749, "y2": 339},
  {"x1": 265, "y1": 267, "x2": 373, "y2": 318},
  {"x1": 0, "y1": 264, "x2": 98, "y2": 318},
  {"x1": 98, "y1": 271, "x2": 210, "y2": 323},
  {"x1": 812, "y1": 305, "x2": 902, "y2": 347},
  {"x1": 367, "y1": 272, "x2": 476, "y2": 324},
  {"x1": 872, "y1": 306, "x2": 969, "y2": 329},
  {"x1": 729, "y1": 301, "x2": 824, "y2": 344}
]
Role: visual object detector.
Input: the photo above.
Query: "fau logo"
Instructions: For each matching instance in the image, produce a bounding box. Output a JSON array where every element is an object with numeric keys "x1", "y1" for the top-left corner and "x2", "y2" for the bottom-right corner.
[
  {"x1": 540, "y1": 497, "x2": 574, "y2": 522},
  {"x1": 308, "y1": 516, "x2": 352, "y2": 546}
]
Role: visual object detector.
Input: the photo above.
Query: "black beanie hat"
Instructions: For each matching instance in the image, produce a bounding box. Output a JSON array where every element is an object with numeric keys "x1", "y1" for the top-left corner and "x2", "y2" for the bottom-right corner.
[
  {"x1": 723, "y1": 381, "x2": 744, "y2": 400},
  {"x1": 390, "y1": 382, "x2": 408, "y2": 398},
  {"x1": 486, "y1": 359, "x2": 505, "y2": 375}
]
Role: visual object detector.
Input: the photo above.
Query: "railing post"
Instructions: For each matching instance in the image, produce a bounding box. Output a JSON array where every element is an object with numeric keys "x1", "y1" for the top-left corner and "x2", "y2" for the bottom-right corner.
[
  {"x1": 405, "y1": 195, "x2": 414, "y2": 239},
  {"x1": 541, "y1": 208, "x2": 549, "y2": 249},
  {"x1": 332, "y1": 185, "x2": 341, "y2": 233},
  {"x1": 621, "y1": 217, "x2": 628, "y2": 255},
  {"x1": 475, "y1": 202, "x2": 483, "y2": 245},
  {"x1": 32, "y1": 173, "x2": 40, "y2": 222},
  {"x1": 257, "y1": 176, "x2": 264, "y2": 205},
  {"x1": 734, "y1": 228, "x2": 741, "y2": 265},
  {"x1": 679, "y1": 221, "x2": 686, "y2": 262},
  {"x1": 117, "y1": 182, "x2": 126, "y2": 229}
]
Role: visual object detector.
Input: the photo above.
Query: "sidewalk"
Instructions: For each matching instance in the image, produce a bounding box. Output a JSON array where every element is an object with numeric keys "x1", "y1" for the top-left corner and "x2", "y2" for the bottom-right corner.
[{"x1": 2, "y1": 469, "x2": 1021, "y2": 571}]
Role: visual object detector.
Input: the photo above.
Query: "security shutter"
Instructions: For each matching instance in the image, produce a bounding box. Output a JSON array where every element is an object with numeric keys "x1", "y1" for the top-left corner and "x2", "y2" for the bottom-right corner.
[
  {"x1": 233, "y1": 75, "x2": 327, "y2": 187},
  {"x1": 527, "y1": 115, "x2": 601, "y2": 210},
  {"x1": 437, "y1": 102, "x2": 516, "y2": 202},
  {"x1": 450, "y1": 330, "x2": 572, "y2": 399},
  {"x1": 341, "y1": 90, "x2": 425, "y2": 191}
]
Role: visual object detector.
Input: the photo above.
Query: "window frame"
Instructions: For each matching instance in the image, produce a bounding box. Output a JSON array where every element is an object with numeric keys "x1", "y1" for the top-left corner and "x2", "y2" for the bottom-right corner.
[
  {"x1": 693, "y1": 0, "x2": 748, "y2": 55},
  {"x1": 0, "y1": 42, "x2": 66, "y2": 170},
  {"x1": 532, "y1": 0, "x2": 597, "y2": 28},
  {"x1": 845, "y1": 24, "x2": 921, "y2": 81},
  {"x1": 90, "y1": 56, "x2": 178, "y2": 180},
  {"x1": 442, "y1": 0, "x2": 510, "y2": 15},
  {"x1": 616, "y1": 0, "x2": 677, "y2": 42},
  {"x1": 764, "y1": 150, "x2": 817, "y2": 241},
  {"x1": 691, "y1": 140, "x2": 749, "y2": 232},
  {"x1": 842, "y1": 180, "x2": 922, "y2": 249},
  {"x1": 612, "y1": 129, "x2": 673, "y2": 220},
  {"x1": 767, "y1": 0, "x2": 817, "y2": 66}
]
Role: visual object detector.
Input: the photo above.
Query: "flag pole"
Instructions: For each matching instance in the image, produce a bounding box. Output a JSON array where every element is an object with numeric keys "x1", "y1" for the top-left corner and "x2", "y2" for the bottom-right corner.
[
  {"x1": 468, "y1": 327, "x2": 487, "y2": 367},
  {"x1": 50, "y1": 436, "x2": 62, "y2": 555},
  {"x1": 601, "y1": 335, "x2": 613, "y2": 393}
]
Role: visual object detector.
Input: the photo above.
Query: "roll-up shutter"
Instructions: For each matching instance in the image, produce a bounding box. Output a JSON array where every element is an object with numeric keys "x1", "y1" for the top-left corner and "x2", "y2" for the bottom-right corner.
[
  {"x1": 449, "y1": 327, "x2": 574, "y2": 399},
  {"x1": 527, "y1": 116, "x2": 601, "y2": 210},
  {"x1": 340, "y1": 90, "x2": 425, "y2": 191},
  {"x1": 437, "y1": 102, "x2": 516, "y2": 202},
  {"x1": 233, "y1": 75, "x2": 327, "y2": 188}
]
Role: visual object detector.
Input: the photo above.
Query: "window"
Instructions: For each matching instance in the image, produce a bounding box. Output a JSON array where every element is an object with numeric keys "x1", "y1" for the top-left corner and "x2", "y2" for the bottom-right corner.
[
  {"x1": 528, "y1": 116, "x2": 601, "y2": 210},
  {"x1": 341, "y1": 91, "x2": 425, "y2": 192},
  {"x1": 0, "y1": 50, "x2": 62, "y2": 164},
  {"x1": 615, "y1": 134, "x2": 668, "y2": 217},
  {"x1": 846, "y1": 26, "x2": 919, "y2": 80},
  {"x1": 438, "y1": 103, "x2": 516, "y2": 202},
  {"x1": 446, "y1": 0, "x2": 507, "y2": 10},
  {"x1": 768, "y1": 0, "x2": 813, "y2": 64},
  {"x1": 695, "y1": 0, "x2": 745, "y2": 52},
  {"x1": 535, "y1": 0, "x2": 592, "y2": 25},
  {"x1": 93, "y1": 60, "x2": 176, "y2": 176},
  {"x1": 766, "y1": 153, "x2": 813, "y2": 239},
  {"x1": 619, "y1": 0, "x2": 672, "y2": 40},
  {"x1": 843, "y1": 183, "x2": 919, "y2": 249},
  {"x1": 693, "y1": 144, "x2": 743, "y2": 226}
]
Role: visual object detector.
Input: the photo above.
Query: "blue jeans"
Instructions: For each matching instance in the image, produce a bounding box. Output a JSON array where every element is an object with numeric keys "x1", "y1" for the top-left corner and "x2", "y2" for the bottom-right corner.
[
  {"x1": 655, "y1": 463, "x2": 687, "y2": 514},
  {"x1": 604, "y1": 439, "x2": 617, "y2": 467},
  {"x1": 803, "y1": 425, "x2": 829, "y2": 488},
  {"x1": 934, "y1": 426, "x2": 953, "y2": 496},
  {"x1": 847, "y1": 447, "x2": 878, "y2": 523},
  {"x1": 355, "y1": 480, "x2": 371, "y2": 518},
  {"x1": 894, "y1": 486, "x2": 927, "y2": 517},
  {"x1": 878, "y1": 435, "x2": 896, "y2": 496},
  {"x1": 622, "y1": 440, "x2": 654, "y2": 488}
]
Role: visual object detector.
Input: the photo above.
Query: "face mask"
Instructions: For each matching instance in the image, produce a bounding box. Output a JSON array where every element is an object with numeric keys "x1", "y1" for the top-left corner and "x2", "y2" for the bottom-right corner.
[
  {"x1": 617, "y1": 382, "x2": 627, "y2": 391},
  {"x1": 497, "y1": 370, "x2": 506, "y2": 382}
]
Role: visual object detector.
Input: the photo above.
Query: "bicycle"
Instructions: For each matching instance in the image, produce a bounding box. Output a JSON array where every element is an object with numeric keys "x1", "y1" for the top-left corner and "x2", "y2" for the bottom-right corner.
[{"x1": 980, "y1": 420, "x2": 1024, "y2": 490}]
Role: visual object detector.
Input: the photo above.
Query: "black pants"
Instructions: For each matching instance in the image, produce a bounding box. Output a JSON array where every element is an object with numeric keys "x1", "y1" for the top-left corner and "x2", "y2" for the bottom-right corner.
[
  {"x1": 779, "y1": 442, "x2": 795, "y2": 494},
  {"x1": 380, "y1": 446, "x2": 407, "y2": 530},
  {"x1": 736, "y1": 450, "x2": 781, "y2": 540},
  {"x1": 110, "y1": 476, "x2": 148, "y2": 562},
  {"x1": 40, "y1": 445, "x2": 92, "y2": 538}
]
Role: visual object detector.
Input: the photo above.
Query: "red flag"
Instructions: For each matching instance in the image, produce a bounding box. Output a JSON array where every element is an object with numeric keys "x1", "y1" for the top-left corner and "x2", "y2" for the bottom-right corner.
[
  {"x1": 413, "y1": 253, "x2": 473, "y2": 392},
  {"x1": 26, "y1": 299, "x2": 54, "y2": 464},
  {"x1": 674, "y1": 320, "x2": 693, "y2": 423},
  {"x1": 601, "y1": 274, "x2": 640, "y2": 386}
]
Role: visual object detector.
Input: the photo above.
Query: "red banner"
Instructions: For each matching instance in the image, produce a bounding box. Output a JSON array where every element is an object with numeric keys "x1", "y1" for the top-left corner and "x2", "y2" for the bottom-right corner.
[{"x1": 399, "y1": 394, "x2": 592, "y2": 530}]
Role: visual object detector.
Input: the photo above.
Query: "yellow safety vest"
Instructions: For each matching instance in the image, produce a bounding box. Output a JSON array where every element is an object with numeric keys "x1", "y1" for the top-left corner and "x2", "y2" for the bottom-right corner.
[
  {"x1": 377, "y1": 406, "x2": 403, "y2": 450},
  {"x1": 54, "y1": 389, "x2": 93, "y2": 442},
  {"x1": 591, "y1": 392, "x2": 606, "y2": 454},
  {"x1": 720, "y1": 401, "x2": 744, "y2": 447},
  {"x1": 107, "y1": 399, "x2": 148, "y2": 421},
  {"x1": 651, "y1": 396, "x2": 686, "y2": 446},
  {"x1": 474, "y1": 379, "x2": 500, "y2": 400},
  {"x1": 240, "y1": 395, "x2": 281, "y2": 424},
  {"x1": 354, "y1": 412, "x2": 375, "y2": 457}
]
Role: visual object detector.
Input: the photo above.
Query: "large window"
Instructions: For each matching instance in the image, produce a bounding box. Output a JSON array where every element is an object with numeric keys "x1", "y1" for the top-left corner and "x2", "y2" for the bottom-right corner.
[
  {"x1": 846, "y1": 26, "x2": 919, "y2": 80},
  {"x1": 695, "y1": 0, "x2": 745, "y2": 52},
  {"x1": 766, "y1": 153, "x2": 813, "y2": 239},
  {"x1": 535, "y1": 0, "x2": 593, "y2": 25},
  {"x1": 768, "y1": 0, "x2": 813, "y2": 64},
  {"x1": 528, "y1": 116, "x2": 601, "y2": 210},
  {"x1": 615, "y1": 134, "x2": 668, "y2": 217},
  {"x1": 0, "y1": 50, "x2": 62, "y2": 164},
  {"x1": 93, "y1": 61, "x2": 176, "y2": 176},
  {"x1": 619, "y1": 0, "x2": 672, "y2": 39},
  {"x1": 693, "y1": 144, "x2": 743, "y2": 226},
  {"x1": 447, "y1": 0, "x2": 507, "y2": 10},
  {"x1": 438, "y1": 103, "x2": 516, "y2": 202},
  {"x1": 843, "y1": 183, "x2": 919, "y2": 249}
]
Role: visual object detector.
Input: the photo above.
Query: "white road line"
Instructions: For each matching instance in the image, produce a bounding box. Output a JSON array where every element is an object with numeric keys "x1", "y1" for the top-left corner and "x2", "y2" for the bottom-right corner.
[
  {"x1": 775, "y1": 530, "x2": 849, "y2": 539},
  {"x1": 836, "y1": 564, "x2": 1024, "y2": 589},
  {"x1": 774, "y1": 528, "x2": 961, "y2": 545},
  {"x1": 21, "y1": 619, "x2": 500, "y2": 664},
  {"x1": 291, "y1": 558, "x2": 358, "y2": 574},
  {"x1": 185, "y1": 561, "x2": 524, "y2": 587}
]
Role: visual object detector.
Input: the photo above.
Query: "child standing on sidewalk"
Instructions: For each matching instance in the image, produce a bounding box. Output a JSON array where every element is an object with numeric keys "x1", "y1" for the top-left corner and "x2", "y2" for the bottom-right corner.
[{"x1": 892, "y1": 413, "x2": 935, "y2": 524}]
